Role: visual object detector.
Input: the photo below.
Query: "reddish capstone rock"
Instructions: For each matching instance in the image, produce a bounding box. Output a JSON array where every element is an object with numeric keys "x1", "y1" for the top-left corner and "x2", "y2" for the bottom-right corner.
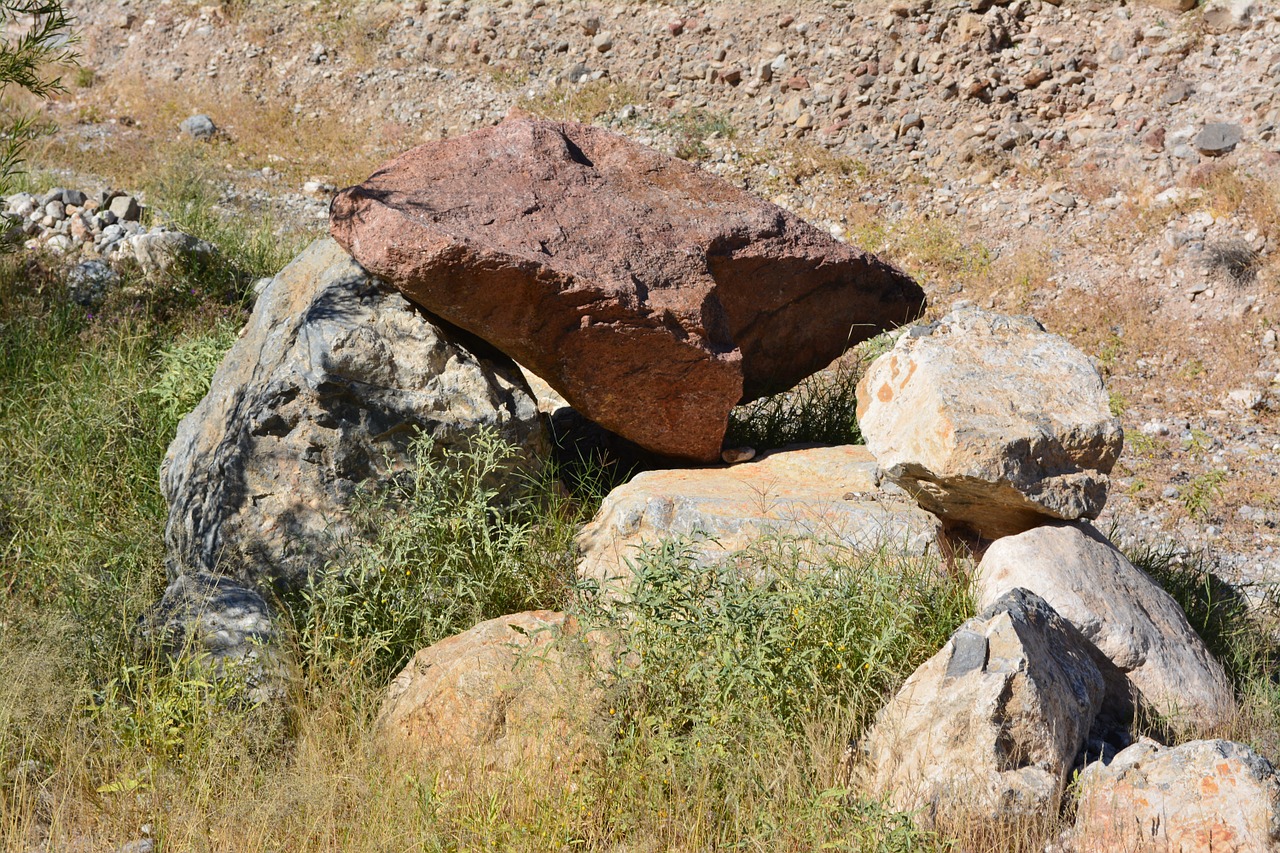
[{"x1": 331, "y1": 116, "x2": 922, "y2": 462}]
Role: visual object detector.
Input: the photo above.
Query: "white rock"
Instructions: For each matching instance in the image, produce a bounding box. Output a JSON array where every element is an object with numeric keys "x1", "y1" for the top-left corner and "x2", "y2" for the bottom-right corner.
[
  {"x1": 576, "y1": 445, "x2": 941, "y2": 598},
  {"x1": 977, "y1": 522, "x2": 1236, "y2": 728},
  {"x1": 861, "y1": 589, "x2": 1105, "y2": 824},
  {"x1": 855, "y1": 306, "x2": 1123, "y2": 539}
]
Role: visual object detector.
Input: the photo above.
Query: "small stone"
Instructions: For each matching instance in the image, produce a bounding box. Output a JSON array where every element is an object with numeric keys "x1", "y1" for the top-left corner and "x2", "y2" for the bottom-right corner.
[
  {"x1": 44, "y1": 200, "x2": 65, "y2": 221},
  {"x1": 67, "y1": 259, "x2": 121, "y2": 306},
  {"x1": 721, "y1": 446, "x2": 756, "y2": 464},
  {"x1": 180, "y1": 114, "x2": 217, "y2": 141},
  {"x1": 1192, "y1": 123, "x2": 1243, "y2": 156},
  {"x1": 108, "y1": 195, "x2": 141, "y2": 222}
]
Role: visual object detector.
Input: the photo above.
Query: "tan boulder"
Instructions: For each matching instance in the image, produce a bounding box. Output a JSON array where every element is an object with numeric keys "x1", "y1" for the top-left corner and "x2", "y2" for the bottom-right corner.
[
  {"x1": 861, "y1": 589, "x2": 1106, "y2": 824},
  {"x1": 377, "y1": 611, "x2": 606, "y2": 773},
  {"x1": 575, "y1": 445, "x2": 942, "y2": 597},
  {"x1": 855, "y1": 305, "x2": 1123, "y2": 539},
  {"x1": 977, "y1": 522, "x2": 1236, "y2": 729},
  {"x1": 1062, "y1": 739, "x2": 1280, "y2": 852}
]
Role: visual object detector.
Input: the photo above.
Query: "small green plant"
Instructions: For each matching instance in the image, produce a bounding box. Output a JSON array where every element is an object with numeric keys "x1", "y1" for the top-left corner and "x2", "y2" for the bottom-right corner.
[
  {"x1": 148, "y1": 320, "x2": 238, "y2": 430},
  {"x1": 666, "y1": 108, "x2": 736, "y2": 161},
  {"x1": 73, "y1": 65, "x2": 95, "y2": 88},
  {"x1": 0, "y1": 0, "x2": 77, "y2": 193},
  {"x1": 1180, "y1": 469, "x2": 1227, "y2": 519},
  {"x1": 1108, "y1": 391, "x2": 1127, "y2": 417}
]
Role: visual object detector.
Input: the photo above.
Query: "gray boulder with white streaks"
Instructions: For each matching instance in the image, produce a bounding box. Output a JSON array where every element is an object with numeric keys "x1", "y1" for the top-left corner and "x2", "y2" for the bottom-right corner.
[{"x1": 160, "y1": 237, "x2": 546, "y2": 594}]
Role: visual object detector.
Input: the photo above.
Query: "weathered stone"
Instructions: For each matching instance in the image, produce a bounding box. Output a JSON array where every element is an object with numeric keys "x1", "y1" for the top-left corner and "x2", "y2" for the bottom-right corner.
[
  {"x1": 855, "y1": 305, "x2": 1123, "y2": 539},
  {"x1": 161, "y1": 238, "x2": 545, "y2": 592},
  {"x1": 1193, "y1": 122, "x2": 1244, "y2": 156},
  {"x1": 977, "y1": 522, "x2": 1236, "y2": 728},
  {"x1": 108, "y1": 195, "x2": 140, "y2": 222},
  {"x1": 861, "y1": 589, "x2": 1106, "y2": 823},
  {"x1": 1062, "y1": 740, "x2": 1280, "y2": 852},
  {"x1": 1202, "y1": 0, "x2": 1256, "y2": 31},
  {"x1": 66, "y1": 259, "x2": 120, "y2": 306},
  {"x1": 136, "y1": 572, "x2": 287, "y2": 702},
  {"x1": 115, "y1": 229, "x2": 217, "y2": 277},
  {"x1": 378, "y1": 611, "x2": 604, "y2": 772},
  {"x1": 331, "y1": 116, "x2": 923, "y2": 462},
  {"x1": 576, "y1": 445, "x2": 942, "y2": 597},
  {"x1": 179, "y1": 114, "x2": 217, "y2": 141}
]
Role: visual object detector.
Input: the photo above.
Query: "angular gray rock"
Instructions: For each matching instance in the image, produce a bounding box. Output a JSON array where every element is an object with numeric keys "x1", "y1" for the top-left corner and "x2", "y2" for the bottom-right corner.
[
  {"x1": 67, "y1": 259, "x2": 120, "y2": 306},
  {"x1": 161, "y1": 238, "x2": 546, "y2": 592},
  {"x1": 977, "y1": 522, "x2": 1236, "y2": 728},
  {"x1": 855, "y1": 305, "x2": 1123, "y2": 539},
  {"x1": 1193, "y1": 122, "x2": 1243, "y2": 156},
  {"x1": 1061, "y1": 739, "x2": 1280, "y2": 852},
  {"x1": 180, "y1": 114, "x2": 217, "y2": 141},
  {"x1": 575, "y1": 445, "x2": 942, "y2": 598},
  {"x1": 861, "y1": 589, "x2": 1106, "y2": 824}
]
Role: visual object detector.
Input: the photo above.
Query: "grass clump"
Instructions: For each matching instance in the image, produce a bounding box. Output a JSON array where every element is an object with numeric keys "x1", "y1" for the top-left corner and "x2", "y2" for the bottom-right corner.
[
  {"x1": 569, "y1": 536, "x2": 971, "y2": 849},
  {"x1": 727, "y1": 333, "x2": 893, "y2": 450},
  {"x1": 665, "y1": 108, "x2": 736, "y2": 162},
  {"x1": 291, "y1": 428, "x2": 592, "y2": 689}
]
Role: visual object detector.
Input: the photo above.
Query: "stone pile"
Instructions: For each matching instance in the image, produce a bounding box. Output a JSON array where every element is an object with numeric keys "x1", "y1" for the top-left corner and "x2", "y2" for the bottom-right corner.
[
  {"x1": 4, "y1": 187, "x2": 146, "y2": 257},
  {"x1": 3, "y1": 185, "x2": 225, "y2": 307}
]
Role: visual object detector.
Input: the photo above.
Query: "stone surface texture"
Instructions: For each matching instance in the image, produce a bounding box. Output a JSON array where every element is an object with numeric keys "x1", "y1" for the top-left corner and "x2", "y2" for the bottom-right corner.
[
  {"x1": 856, "y1": 305, "x2": 1123, "y2": 538},
  {"x1": 862, "y1": 588, "x2": 1106, "y2": 824},
  {"x1": 1062, "y1": 739, "x2": 1280, "y2": 852},
  {"x1": 575, "y1": 444, "x2": 942, "y2": 596},
  {"x1": 161, "y1": 237, "x2": 545, "y2": 592},
  {"x1": 378, "y1": 610, "x2": 604, "y2": 772},
  {"x1": 977, "y1": 521, "x2": 1236, "y2": 728},
  {"x1": 330, "y1": 116, "x2": 924, "y2": 462}
]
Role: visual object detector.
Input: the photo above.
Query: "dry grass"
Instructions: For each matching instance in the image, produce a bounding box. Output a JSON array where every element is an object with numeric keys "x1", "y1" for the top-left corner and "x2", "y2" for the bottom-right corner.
[{"x1": 516, "y1": 79, "x2": 648, "y2": 124}]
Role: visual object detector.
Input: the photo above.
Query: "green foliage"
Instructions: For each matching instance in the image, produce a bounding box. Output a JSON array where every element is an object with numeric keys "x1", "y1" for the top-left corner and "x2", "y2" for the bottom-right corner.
[
  {"x1": 666, "y1": 108, "x2": 736, "y2": 161},
  {"x1": 593, "y1": 535, "x2": 971, "y2": 756},
  {"x1": 727, "y1": 338, "x2": 890, "y2": 449},
  {"x1": 148, "y1": 321, "x2": 238, "y2": 432},
  {"x1": 290, "y1": 428, "x2": 590, "y2": 689},
  {"x1": 572, "y1": 537, "x2": 968, "y2": 848},
  {"x1": 0, "y1": 1, "x2": 76, "y2": 193},
  {"x1": 143, "y1": 151, "x2": 312, "y2": 303},
  {"x1": 1180, "y1": 468, "x2": 1227, "y2": 519}
]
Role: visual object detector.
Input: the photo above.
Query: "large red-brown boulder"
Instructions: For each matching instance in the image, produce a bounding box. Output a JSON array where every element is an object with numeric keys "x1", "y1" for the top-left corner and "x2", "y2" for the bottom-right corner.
[{"x1": 331, "y1": 117, "x2": 923, "y2": 461}]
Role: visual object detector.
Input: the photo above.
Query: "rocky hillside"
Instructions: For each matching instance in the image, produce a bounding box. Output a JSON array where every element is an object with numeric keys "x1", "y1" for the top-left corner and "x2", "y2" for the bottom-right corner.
[{"x1": 37, "y1": 0, "x2": 1280, "y2": 595}]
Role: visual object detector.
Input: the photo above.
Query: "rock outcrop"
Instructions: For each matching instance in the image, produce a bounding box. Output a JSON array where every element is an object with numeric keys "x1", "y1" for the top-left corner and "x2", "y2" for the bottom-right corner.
[
  {"x1": 861, "y1": 589, "x2": 1106, "y2": 824},
  {"x1": 161, "y1": 237, "x2": 545, "y2": 593},
  {"x1": 575, "y1": 444, "x2": 942, "y2": 597},
  {"x1": 977, "y1": 522, "x2": 1236, "y2": 728},
  {"x1": 856, "y1": 305, "x2": 1123, "y2": 539},
  {"x1": 378, "y1": 611, "x2": 605, "y2": 773},
  {"x1": 1061, "y1": 739, "x2": 1280, "y2": 852},
  {"x1": 331, "y1": 116, "x2": 923, "y2": 462}
]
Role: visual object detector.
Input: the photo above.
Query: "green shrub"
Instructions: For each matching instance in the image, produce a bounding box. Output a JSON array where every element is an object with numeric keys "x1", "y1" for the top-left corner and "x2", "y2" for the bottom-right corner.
[
  {"x1": 725, "y1": 333, "x2": 894, "y2": 449},
  {"x1": 289, "y1": 428, "x2": 591, "y2": 689},
  {"x1": 596, "y1": 537, "x2": 971, "y2": 745},
  {"x1": 569, "y1": 536, "x2": 968, "y2": 849},
  {"x1": 148, "y1": 320, "x2": 239, "y2": 432}
]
